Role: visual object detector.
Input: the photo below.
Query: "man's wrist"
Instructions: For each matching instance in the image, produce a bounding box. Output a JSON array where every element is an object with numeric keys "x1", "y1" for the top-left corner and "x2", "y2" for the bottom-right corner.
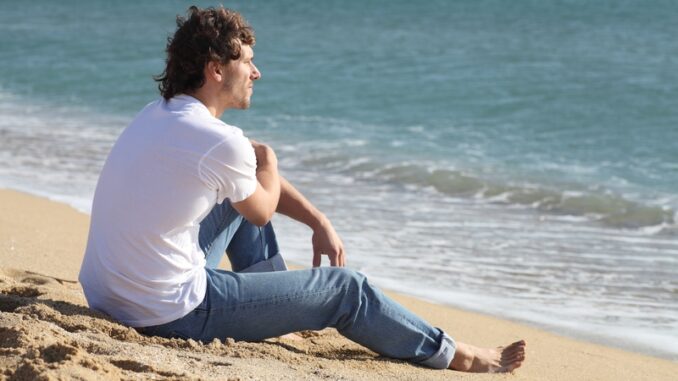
[{"x1": 309, "y1": 212, "x2": 329, "y2": 231}]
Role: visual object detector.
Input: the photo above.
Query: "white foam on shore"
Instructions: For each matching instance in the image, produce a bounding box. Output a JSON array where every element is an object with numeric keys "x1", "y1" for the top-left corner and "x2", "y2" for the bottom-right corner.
[
  {"x1": 0, "y1": 89, "x2": 125, "y2": 214},
  {"x1": 369, "y1": 274, "x2": 678, "y2": 360}
]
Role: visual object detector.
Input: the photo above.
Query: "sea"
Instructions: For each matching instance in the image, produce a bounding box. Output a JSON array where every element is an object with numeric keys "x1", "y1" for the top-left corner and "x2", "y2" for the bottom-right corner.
[{"x1": 1, "y1": 0, "x2": 676, "y2": 360}]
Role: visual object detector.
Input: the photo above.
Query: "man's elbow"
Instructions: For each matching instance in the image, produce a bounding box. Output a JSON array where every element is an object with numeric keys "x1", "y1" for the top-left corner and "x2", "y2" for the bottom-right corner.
[
  {"x1": 231, "y1": 186, "x2": 279, "y2": 227},
  {"x1": 247, "y1": 214, "x2": 272, "y2": 227},
  {"x1": 241, "y1": 206, "x2": 276, "y2": 227}
]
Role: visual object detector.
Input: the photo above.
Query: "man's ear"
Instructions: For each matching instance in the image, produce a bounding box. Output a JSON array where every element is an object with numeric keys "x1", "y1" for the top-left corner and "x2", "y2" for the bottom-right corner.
[{"x1": 205, "y1": 61, "x2": 224, "y2": 83}]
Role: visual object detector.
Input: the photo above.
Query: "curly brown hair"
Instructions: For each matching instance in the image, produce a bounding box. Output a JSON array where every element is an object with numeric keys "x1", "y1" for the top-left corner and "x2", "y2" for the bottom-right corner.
[{"x1": 154, "y1": 6, "x2": 255, "y2": 100}]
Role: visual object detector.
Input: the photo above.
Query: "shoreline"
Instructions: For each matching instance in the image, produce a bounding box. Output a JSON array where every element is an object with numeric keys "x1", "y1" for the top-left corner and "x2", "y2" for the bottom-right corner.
[{"x1": 1, "y1": 187, "x2": 677, "y2": 380}]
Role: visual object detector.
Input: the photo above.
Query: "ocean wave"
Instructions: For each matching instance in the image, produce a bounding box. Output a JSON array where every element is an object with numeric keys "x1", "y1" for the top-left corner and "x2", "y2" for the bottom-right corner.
[
  {"x1": 383, "y1": 165, "x2": 674, "y2": 229},
  {"x1": 283, "y1": 152, "x2": 676, "y2": 230}
]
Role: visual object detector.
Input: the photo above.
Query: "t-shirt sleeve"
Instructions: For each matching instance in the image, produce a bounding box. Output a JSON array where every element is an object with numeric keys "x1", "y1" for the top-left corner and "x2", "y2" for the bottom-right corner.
[{"x1": 198, "y1": 132, "x2": 257, "y2": 204}]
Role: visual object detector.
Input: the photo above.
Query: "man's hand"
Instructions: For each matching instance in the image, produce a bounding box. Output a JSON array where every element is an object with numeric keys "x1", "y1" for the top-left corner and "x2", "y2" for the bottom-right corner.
[
  {"x1": 250, "y1": 140, "x2": 278, "y2": 170},
  {"x1": 311, "y1": 217, "x2": 346, "y2": 267},
  {"x1": 231, "y1": 140, "x2": 280, "y2": 227}
]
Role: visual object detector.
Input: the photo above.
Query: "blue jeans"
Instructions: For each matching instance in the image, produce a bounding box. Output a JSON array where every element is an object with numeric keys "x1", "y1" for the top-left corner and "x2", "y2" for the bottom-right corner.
[{"x1": 138, "y1": 202, "x2": 456, "y2": 369}]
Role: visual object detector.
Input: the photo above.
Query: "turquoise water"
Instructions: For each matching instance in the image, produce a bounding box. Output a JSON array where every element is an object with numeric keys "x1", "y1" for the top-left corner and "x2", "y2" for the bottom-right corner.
[{"x1": 1, "y1": 0, "x2": 677, "y2": 359}]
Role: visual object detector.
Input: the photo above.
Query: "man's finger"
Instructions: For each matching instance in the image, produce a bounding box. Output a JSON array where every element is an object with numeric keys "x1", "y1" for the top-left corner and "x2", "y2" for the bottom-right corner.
[
  {"x1": 329, "y1": 253, "x2": 338, "y2": 267},
  {"x1": 340, "y1": 248, "x2": 346, "y2": 267},
  {"x1": 312, "y1": 251, "x2": 321, "y2": 267}
]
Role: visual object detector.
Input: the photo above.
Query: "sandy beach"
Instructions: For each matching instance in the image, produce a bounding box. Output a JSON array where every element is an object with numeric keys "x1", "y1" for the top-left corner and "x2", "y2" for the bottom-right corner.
[{"x1": 1, "y1": 188, "x2": 676, "y2": 380}]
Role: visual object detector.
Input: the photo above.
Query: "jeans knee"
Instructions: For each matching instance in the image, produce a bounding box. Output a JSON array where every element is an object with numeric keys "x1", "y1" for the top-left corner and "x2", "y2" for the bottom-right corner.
[
  {"x1": 324, "y1": 267, "x2": 366, "y2": 289},
  {"x1": 326, "y1": 268, "x2": 377, "y2": 314}
]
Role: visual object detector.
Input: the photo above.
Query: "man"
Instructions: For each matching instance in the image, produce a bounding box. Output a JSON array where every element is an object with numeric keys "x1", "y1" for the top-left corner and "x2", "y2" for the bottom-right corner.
[{"x1": 79, "y1": 6, "x2": 525, "y2": 373}]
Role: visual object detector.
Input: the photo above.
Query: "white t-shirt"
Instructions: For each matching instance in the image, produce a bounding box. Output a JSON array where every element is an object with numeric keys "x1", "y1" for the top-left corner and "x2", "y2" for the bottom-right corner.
[{"x1": 79, "y1": 95, "x2": 257, "y2": 327}]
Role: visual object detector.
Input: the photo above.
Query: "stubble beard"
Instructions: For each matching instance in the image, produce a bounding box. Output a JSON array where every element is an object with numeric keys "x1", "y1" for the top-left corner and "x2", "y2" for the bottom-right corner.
[
  {"x1": 221, "y1": 80, "x2": 251, "y2": 110},
  {"x1": 239, "y1": 96, "x2": 251, "y2": 109}
]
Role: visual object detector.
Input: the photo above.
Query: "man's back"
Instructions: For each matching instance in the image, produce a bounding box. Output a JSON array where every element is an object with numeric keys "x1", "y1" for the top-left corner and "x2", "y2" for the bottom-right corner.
[{"x1": 79, "y1": 95, "x2": 257, "y2": 327}]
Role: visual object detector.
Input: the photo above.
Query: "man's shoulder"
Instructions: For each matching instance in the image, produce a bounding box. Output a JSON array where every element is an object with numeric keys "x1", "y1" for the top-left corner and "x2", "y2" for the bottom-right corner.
[{"x1": 128, "y1": 96, "x2": 248, "y2": 146}]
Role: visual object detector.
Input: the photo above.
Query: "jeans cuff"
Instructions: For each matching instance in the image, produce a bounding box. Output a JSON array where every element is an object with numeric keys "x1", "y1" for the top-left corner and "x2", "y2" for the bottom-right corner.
[
  {"x1": 419, "y1": 330, "x2": 456, "y2": 369},
  {"x1": 240, "y1": 253, "x2": 288, "y2": 273}
]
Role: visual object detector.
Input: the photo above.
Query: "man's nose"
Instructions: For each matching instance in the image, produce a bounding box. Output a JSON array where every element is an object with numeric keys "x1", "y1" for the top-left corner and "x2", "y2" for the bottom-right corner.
[{"x1": 251, "y1": 64, "x2": 261, "y2": 80}]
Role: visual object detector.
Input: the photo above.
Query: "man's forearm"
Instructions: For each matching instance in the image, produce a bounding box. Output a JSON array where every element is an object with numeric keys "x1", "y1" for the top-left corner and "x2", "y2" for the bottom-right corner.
[
  {"x1": 232, "y1": 142, "x2": 280, "y2": 227},
  {"x1": 277, "y1": 175, "x2": 346, "y2": 267},
  {"x1": 256, "y1": 164, "x2": 281, "y2": 219},
  {"x1": 276, "y1": 176, "x2": 326, "y2": 230}
]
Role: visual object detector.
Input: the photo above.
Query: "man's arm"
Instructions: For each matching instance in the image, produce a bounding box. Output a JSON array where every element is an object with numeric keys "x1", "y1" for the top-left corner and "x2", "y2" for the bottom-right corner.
[
  {"x1": 277, "y1": 176, "x2": 346, "y2": 267},
  {"x1": 232, "y1": 141, "x2": 280, "y2": 227}
]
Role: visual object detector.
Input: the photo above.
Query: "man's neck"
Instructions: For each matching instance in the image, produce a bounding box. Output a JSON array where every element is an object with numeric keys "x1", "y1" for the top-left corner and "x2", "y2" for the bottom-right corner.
[{"x1": 187, "y1": 89, "x2": 227, "y2": 118}]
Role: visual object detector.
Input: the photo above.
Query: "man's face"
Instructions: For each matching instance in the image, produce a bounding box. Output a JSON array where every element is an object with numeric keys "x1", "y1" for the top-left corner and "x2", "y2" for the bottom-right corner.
[{"x1": 221, "y1": 43, "x2": 261, "y2": 110}]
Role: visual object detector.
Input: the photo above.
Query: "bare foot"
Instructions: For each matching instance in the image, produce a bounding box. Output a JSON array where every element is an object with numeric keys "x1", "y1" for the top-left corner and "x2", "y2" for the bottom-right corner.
[{"x1": 449, "y1": 340, "x2": 526, "y2": 373}]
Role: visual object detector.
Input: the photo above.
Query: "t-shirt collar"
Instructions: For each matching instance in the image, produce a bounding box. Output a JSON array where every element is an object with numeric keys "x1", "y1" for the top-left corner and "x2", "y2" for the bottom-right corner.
[{"x1": 168, "y1": 94, "x2": 214, "y2": 118}]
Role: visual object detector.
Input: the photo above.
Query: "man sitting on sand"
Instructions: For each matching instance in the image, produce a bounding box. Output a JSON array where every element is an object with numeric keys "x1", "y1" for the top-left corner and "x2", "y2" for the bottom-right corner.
[{"x1": 78, "y1": 5, "x2": 525, "y2": 373}]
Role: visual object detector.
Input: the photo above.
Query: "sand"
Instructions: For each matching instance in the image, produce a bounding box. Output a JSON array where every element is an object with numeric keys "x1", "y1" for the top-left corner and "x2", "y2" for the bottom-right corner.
[{"x1": 1, "y1": 188, "x2": 676, "y2": 380}]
